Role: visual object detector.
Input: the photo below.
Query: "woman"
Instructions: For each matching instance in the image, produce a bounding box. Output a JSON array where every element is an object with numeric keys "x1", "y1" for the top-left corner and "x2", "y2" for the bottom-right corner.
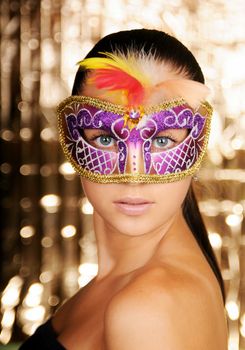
[{"x1": 20, "y1": 29, "x2": 228, "y2": 350}]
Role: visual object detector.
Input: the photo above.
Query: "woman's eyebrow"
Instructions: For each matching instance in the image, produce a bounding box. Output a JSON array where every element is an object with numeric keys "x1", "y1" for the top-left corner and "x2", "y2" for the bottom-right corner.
[{"x1": 83, "y1": 128, "x2": 113, "y2": 134}]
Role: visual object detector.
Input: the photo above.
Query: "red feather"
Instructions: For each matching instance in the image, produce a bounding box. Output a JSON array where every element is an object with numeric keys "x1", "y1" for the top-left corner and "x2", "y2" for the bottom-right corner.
[{"x1": 91, "y1": 68, "x2": 145, "y2": 106}]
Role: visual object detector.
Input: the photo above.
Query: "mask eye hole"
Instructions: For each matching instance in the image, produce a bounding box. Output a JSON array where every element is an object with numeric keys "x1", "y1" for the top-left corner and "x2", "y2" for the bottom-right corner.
[
  {"x1": 82, "y1": 129, "x2": 117, "y2": 151},
  {"x1": 151, "y1": 128, "x2": 189, "y2": 152},
  {"x1": 152, "y1": 136, "x2": 175, "y2": 150}
]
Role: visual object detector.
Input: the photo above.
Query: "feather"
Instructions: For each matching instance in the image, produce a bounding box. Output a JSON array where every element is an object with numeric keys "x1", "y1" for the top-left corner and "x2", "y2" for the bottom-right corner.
[
  {"x1": 78, "y1": 52, "x2": 150, "y2": 106},
  {"x1": 78, "y1": 52, "x2": 149, "y2": 85},
  {"x1": 149, "y1": 79, "x2": 210, "y2": 109},
  {"x1": 90, "y1": 68, "x2": 145, "y2": 105},
  {"x1": 79, "y1": 51, "x2": 210, "y2": 110}
]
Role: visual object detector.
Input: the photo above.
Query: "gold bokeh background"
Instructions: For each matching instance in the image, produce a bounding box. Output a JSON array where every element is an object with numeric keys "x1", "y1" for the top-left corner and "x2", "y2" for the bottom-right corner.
[{"x1": 0, "y1": 0, "x2": 244, "y2": 348}]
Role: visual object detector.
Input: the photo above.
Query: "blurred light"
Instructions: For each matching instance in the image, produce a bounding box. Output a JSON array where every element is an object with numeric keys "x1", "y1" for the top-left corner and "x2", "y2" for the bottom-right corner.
[
  {"x1": 40, "y1": 194, "x2": 61, "y2": 213},
  {"x1": 78, "y1": 274, "x2": 95, "y2": 288},
  {"x1": 61, "y1": 225, "x2": 76, "y2": 238},
  {"x1": 222, "y1": 269, "x2": 233, "y2": 280},
  {"x1": 208, "y1": 149, "x2": 223, "y2": 166},
  {"x1": 22, "y1": 74, "x2": 37, "y2": 89},
  {"x1": 63, "y1": 268, "x2": 79, "y2": 294},
  {"x1": 78, "y1": 263, "x2": 98, "y2": 287},
  {"x1": 18, "y1": 282, "x2": 45, "y2": 330},
  {"x1": 240, "y1": 325, "x2": 245, "y2": 338},
  {"x1": 41, "y1": 0, "x2": 51, "y2": 10},
  {"x1": 228, "y1": 329, "x2": 240, "y2": 350},
  {"x1": 23, "y1": 294, "x2": 42, "y2": 308},
  {"x1": 41, "y1": 236, "x2": 53, "y2": 248},
  {"x1": 1, "y1": 276, "x2": 23, "y2": 307},
  {"x1": 66, "y1": 24, "x2": 80, "y2": 38},
  {"x1": 1, "y1": 310, "x2": 15, "y2": 328},
  {"x1": 20, "y1": 197, "x2": 32, "y2": 209},
  {"x1": 20, "y1": 164, "x2": 38, "y2": 176},
  {"x1": 40, "y1": 127, "x2": 56, "y2": 141},
  {"x1": 22, "y1": 323, "x2": 40, "y2": 336},
  {"x1": 0, "y1": 329, "x2": 12, "y2": 345},
  {"x1": 220, "y1": 200, "x2": 234, "y2": 213},
  {"x1": 20, "y1": 225, "x2": 35, "y2": 238},
  {"x1": 39, "y1": 271, "x2": 53, "y2": 283},
  {"x1": 17, "y1": 101, "x2": 29, "y2": 112},
  {"x1": 54, "y1": 32, "x2": 61, "y2": 42},
  {"x1": 20, "y1": 128, "x2": 32, "y2": 141},
  {"x1": 59, "y1": 162, "x2": 76, "y2": 175},
  {"x1": 81, "y1": 197, "x2": 94, "y2": 215},
  {"x1": 214, "y1": 169, "x2": 245, "y2": 182},
  {"x1": 241, "y1": 313, "x2": 245, "y2": 325},
  {"x1": 19, "y1": 266, "x2": 30, "y2": 278},
  {"x1": 40, "y1": 164, "x2": 54, "y2": 177},
  {"x1": 28, "y1": 38, "x2": 39, "y2": 50},
  {"x1": 240, "y1": 314, "x2": 245, "y2": 337},
  {"x1": 198, "y1": 199, "x2": 220, "y2": 217},
  {"x1": 232, "y1": 204, "x2": 243, "y2": 215},
  {"x1": 21, "y1": 305, "x2": 45, "y2": 322},
  {"x1": 208, "y1": 232, "x2": 223, "y2": 249},
  {"x1": 40, "y1": 73, "x2": 63, "y2": 107},
  {"x1": 0, "y1": 163, "x2": 12, "y2": 174},
  {"x1": 231, "y1": 137, "x2": 243, "y2": 150},
  {"x1": 208, "y1": 110, "x2": 223, "y2": 150},
  {"x1": 1, "y1": 129, "x2": 14, "y2": 141},
  {"x1": 29, "y1": 283, "x2": 44, "y2": 295},
  {"x1": 225, "y1": 214, "x2": 243, "y2": 227},
  {"x1": 78, "y1": 263, "x2": 98, "y2": 275},
  {"x1": 20, "y1": 164, "x2": 31, "y2": 176},
  {"x1": 2, "y1": 288, "x2": 20, "y2": 308},
  {"x1": 40, "y1": 194, "x2": 61, "y2": 207},
  {"x1": 226, "y1": 301, "x2": 240, "y2": 320},
  {"x1": 8, "y1": 276, "x2": 23, "y2": 288},
  {"x1": 48, "y1": 295, "x2": 60, "y2": 306},
  {"x1": 41, "y1": 39, "x2": 56, "y2": 69}
]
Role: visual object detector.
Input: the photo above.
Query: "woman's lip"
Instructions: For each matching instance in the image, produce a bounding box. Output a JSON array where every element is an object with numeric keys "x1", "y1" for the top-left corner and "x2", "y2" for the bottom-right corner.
[
  {"x1": 114, "y1": 197, "x2": 154, "y2": 205},
  {"x1": 114, "y1": 198, "x2": 153, "y2": 215}
]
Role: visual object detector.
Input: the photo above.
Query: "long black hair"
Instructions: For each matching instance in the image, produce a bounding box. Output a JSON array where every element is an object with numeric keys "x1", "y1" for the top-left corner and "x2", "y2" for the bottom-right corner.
[{"x1": 72, "y1": 29, "x2": 226, "y2": 304}]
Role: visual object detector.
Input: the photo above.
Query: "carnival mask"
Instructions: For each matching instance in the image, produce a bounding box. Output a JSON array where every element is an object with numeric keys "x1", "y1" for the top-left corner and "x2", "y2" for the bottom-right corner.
[
  {"x1": 57, "y1": 52, "x2": 212, "y2": 183},
  {"x1": 57, "y1": 95, "x2": 212, "y2": 183}
]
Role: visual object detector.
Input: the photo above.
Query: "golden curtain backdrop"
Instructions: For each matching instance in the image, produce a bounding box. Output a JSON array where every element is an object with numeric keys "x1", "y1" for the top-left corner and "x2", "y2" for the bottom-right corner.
[{"x1": 0, "y1": 0, "x2": 244, "y2": 348}]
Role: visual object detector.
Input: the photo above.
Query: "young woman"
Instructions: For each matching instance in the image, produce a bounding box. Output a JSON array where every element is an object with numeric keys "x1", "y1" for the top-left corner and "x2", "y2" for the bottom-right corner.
[{"x1": 20, "y1": 29, "x2": 228, "y2": 350}]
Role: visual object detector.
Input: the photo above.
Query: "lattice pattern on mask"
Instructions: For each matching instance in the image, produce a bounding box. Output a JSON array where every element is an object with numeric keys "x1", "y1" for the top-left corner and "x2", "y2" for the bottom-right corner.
[
  {"x1": 76, "y1": 138, "x2": 117, "y2": 175},
  {"x1": 151, "y1": 135, "x2": 202, "y2": 174}
]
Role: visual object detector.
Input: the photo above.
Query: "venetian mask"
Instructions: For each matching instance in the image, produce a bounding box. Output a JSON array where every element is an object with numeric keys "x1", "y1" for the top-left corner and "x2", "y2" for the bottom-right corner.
[{"x1": 57, "y1": 95, "x2": 212, "y2": 183}]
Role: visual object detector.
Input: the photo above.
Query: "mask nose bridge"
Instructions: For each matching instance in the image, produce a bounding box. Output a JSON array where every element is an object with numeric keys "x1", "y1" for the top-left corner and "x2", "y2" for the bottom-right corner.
[{"x1": 126, "y1": 139, "x2": 145, "y2": 174}]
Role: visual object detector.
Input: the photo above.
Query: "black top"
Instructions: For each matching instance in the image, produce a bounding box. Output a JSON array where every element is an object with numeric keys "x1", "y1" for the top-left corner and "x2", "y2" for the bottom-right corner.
[{"x1": 19, "y1": 318, "x2": 66, "y2": 350}]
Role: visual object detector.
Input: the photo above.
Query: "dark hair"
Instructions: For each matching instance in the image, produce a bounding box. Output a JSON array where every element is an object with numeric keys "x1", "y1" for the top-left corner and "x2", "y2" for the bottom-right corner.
[{"x1": 72, "y1": 29, "x2": 225, "y2": 303}]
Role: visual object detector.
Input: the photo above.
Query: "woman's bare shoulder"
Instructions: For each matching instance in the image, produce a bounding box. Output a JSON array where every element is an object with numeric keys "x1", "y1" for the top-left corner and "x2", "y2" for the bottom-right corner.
[{"x1": 104, "y1": 266, "x2": 228, "y2": 350}]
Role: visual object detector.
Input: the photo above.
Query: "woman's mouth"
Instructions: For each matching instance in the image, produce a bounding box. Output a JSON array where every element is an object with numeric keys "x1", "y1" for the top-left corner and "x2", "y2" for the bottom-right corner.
[{"x1": 113, "y1": 197, "x2": 154, "y2": 216}]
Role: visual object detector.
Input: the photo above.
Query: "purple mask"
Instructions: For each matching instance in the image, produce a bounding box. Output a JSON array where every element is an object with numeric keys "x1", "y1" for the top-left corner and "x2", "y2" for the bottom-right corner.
[{"x1": 57, "y1": 96, "x2": 212, "y2": 183}]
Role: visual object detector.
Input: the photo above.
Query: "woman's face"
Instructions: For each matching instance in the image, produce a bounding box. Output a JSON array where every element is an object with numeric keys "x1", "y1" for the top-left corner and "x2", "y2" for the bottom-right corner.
[{"x1": 81, "y1": 67, "x2": 192, "y2": 237}]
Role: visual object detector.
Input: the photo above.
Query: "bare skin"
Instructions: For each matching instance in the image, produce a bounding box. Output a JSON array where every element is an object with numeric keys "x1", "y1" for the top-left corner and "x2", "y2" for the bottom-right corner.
[
  {"x1": 51, "y1": 180, "x2": 228, "y2": 350},
  {"x1": 52, "y1": 70, "x2": 228, "y2": 349}
]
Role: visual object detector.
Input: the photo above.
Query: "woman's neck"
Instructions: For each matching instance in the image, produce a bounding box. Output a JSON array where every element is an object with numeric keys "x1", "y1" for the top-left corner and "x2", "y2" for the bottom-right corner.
[{"x1": 93, "y1": 209, "x2": 185, "y2": 280}]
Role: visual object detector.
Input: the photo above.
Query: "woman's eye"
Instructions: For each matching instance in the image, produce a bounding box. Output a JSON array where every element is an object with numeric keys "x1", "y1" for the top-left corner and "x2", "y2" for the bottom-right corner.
[
  {"x1": 93, "y1": 135, "x2": 116, "y2": 148},
  {"x1": 151, "y1": 136, "x2": 175, "y2": 151}
]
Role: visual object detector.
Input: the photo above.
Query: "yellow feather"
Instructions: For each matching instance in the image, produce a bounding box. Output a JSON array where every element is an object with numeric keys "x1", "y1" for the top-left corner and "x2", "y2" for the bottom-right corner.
[{"x1": 78, "y1": 52, "x2": 150, "y2": 86}]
